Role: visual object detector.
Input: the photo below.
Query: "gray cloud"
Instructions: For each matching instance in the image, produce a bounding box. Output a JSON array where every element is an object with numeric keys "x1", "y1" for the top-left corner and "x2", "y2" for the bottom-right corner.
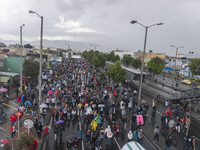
[{"x1": 0, "y1": 0, "x2": 200, "y2": 55}]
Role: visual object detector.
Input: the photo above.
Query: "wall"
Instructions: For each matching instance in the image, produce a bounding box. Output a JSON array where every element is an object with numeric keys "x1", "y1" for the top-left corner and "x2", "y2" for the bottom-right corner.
[
  {"x1": 5, "y1": 57, "x2": 25, "y2": 73},
  {"x1": 0, "y1": 53, "x2": 5, "y2": 58},
  {"x1": 0, "y1": 59, "x2": 6, "y2": 71}
]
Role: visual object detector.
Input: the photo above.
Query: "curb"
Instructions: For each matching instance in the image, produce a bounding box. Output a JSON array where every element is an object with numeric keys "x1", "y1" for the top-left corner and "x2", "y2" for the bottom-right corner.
[{"x1": 0, "y1": 126, "x2": 14, "y2": 150}]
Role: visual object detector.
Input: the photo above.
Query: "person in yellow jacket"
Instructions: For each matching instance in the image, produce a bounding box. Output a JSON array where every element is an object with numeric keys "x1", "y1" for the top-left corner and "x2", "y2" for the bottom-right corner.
[{"x1": 90, "y1": 118, "x2": 97, "y2": 131}]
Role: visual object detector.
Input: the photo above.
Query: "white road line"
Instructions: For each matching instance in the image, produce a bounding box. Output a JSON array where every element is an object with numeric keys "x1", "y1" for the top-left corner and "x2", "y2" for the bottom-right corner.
[
  {"x1": 143, "y1": 134, "x2": 157, "y2": 150},
  {"x1": 127, "y1": 116, "x2": 157, "y2": 150},
  {"x1": 113, "y1": 137, "x2": 122, "y2": 150},
  {"x1": 156, "y1": 111, "x2": 162, "y2": 116}
]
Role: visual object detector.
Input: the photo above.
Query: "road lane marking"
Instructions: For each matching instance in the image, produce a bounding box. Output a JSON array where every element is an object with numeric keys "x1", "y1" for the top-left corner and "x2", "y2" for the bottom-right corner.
[
  {"x1": 126, "y1": 115, "x2": 157, "y2": 150},
  {"x1": 113, "y1": 137, "x2": 122, "y2": 150},
  {"x1": 8, "y1": 101, "x2": 18, "y2": 105},
  {"x1": 2, "y1": 103, "x2": 18, "y2": 110},
  {"x1": 156, "y1": 111, "x2": 162, "y2": 116},
  {"x1": 143, "y1": 134, "x2": 157, "y2": 150}
]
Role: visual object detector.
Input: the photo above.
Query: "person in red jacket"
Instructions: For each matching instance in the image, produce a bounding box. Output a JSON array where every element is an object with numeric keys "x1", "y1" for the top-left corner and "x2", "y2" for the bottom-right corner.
[
  {"x1": 43, "y1": 124, "x2": 50, "y2": 142},
  {"x1": 9, "y1": 113, "x2": 17, "y2": 126},
  {"x1": 115, "y1": 124, "x2": 120, "y2": 139},
  {"x1": 18, "y1": 110, "x2": 23, "y2": 127},
  {"x1": 10, "y1": 123, "x2": 16, "y2": 140},
  {"x1": 29, "y1": 139, "x2": 38, "y2": 150}
]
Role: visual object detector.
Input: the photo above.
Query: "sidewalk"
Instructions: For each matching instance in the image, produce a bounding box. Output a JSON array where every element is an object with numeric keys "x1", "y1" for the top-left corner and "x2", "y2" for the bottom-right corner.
[{"x1": 0, "y1": 108, "x2": 51, "y2": 150}]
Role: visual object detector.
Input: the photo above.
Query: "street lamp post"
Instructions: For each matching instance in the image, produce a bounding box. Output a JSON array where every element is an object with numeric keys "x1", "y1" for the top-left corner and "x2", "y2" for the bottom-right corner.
[
  {"x1": 91, "y1": 44, "x2": 99, "y2": 58},
  {"x1": 65, "y1": 43, "x2": 70, "y2": 50},
  {"x1": 171, "y1": 45, "x2": 184, "y2": 87},
  {"x1": 29, "y1": 10, "x2": 43, "y2": 111},
  {"x1": 20, "y1": 24, "x2": 25, "y2": 95},
  {"x1": 130, "y1": 20, "x2": 163, "y2": 107}
]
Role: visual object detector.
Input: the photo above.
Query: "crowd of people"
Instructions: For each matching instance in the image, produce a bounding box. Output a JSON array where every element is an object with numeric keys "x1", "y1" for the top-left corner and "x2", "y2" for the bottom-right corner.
[{"x1": 0, "y1": 57, "x2": 197, "y2": 150}]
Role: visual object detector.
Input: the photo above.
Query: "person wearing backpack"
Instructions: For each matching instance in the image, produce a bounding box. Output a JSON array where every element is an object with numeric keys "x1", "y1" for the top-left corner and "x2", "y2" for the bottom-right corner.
[{"x1": 182, "y1": 135, "x2": 192, "y2": 150}]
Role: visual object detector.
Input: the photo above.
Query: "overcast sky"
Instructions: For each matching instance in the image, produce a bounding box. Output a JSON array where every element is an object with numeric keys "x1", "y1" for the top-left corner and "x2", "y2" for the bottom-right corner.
[{"x1": 0, "y1": 0, "x2": 200, "y2": 55}]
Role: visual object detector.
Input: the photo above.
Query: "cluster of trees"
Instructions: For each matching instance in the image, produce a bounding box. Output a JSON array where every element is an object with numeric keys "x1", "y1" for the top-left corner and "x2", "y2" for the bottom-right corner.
[
  {"x1": 82, "y1": 50, "x2": 166, "y2": 81},
  {"x1": 146, "y1": 57, "x2": 165, "y2": 78},
  {"x1": 107, "y1": 61, "x2": 126, "y2": 82},
  {"x1": 189, "y1": 58, "x2": 200, "y2": 75},
  {"x1": 82, "y1": 50, "x2": 106, "y2": 68},
  {"x1": 106, "y1": 52, "x2": 120, "y2": 62},
  {"x1": 121, "y1": 55, "x2": 142, "y2": 69},
  {"x1": 24, "y1": 43, "x2": 34, "y2": 48},
  {"x1": 23, "y1": 56, "x2": 45, "y2": 79}
]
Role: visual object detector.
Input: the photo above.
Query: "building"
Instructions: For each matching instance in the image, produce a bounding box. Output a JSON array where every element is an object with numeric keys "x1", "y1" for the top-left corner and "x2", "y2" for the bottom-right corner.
[
  {"x1": 139, "y1": 51, "x2": 165, "y2": 65},
  {"x1": 114, "y1": 50, "x2": 135, "y2": 60},
  {"x1": 177, "y1": 53, "x2": 184, "y2": 58}
]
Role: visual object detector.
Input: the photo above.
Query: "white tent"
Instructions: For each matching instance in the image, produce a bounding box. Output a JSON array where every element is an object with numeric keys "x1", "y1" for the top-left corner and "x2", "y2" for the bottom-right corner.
[{"x1": 122, "y1": 141, "x2": 145, "y2": 150}]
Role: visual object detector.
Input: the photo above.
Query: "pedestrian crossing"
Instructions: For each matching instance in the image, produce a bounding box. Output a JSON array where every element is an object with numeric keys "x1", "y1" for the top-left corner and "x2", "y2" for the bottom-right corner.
[{"x1": 2, "y1": 101, "x2": 32, "y2": 112}]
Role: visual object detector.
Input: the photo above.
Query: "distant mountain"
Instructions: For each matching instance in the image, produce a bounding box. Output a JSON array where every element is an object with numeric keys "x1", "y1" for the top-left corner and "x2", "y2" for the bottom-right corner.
[{"x1": 0, "y1": 38, "x2": 113, "y2": 52}]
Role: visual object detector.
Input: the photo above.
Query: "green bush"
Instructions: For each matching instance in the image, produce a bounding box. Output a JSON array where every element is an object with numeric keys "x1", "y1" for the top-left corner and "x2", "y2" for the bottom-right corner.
[
  {"x1": 4, "y1": 143, "x2": 11, "y2": 150},
  {"x1": 195, "y1": 79, "x2": 200, "y2": 83},
  {"x1": 15, "y1": 135, "x2": 34, "y2": 150}
]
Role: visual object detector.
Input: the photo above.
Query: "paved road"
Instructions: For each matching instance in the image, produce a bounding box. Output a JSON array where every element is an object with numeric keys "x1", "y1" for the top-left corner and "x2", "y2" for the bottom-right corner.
[
  {"x1": 46, "y1": 106, "x2": 155, "y2": 150},
  {"x1": 0, "y1": 99, "x2": 19, "y2": 139},
  {"x1": 140, "y1": 90, "x2": 200, "y2": 149},
  {"x1": 154, "y1": 74, "x2": 197, "y2": 90}
]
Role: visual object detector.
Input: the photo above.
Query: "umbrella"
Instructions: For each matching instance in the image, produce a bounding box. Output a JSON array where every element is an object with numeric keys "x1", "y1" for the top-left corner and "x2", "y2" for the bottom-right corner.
[
  {"x1": 27, "y1": 76, "x2": 31, "y2": 78},
  {"x1": 0, "y1": 139, "x2": 12, "y2": 145},
  {"x1": 0, "y1": 88, "x2": 7, "y2": 92},
  {"x1": 63, "y1": 75, "x2": 66, "y2": 77},
  {"x1": 98, "y1": 104, "x2": 104, "y2": 108},
  {"x1": 55, "y1": 81, "x2": 60, "y2": 84},
  {"x1": 26, "y1": 89, "x2": 32, "y2": 92},
  {"x1": 66, "y1": 135, "x2": 77, "y2": 139},
  {"x1": 81, "y1": 90, "x2": 86, "y2": 92},
  {"x1": 105, "y1": 86, "x2": 110, "y2": 89},
  {"x1": 39, "y1": 103, "x2": 48, "y2": 108},
  {"x1": 17, "y1": 77, "x2": 20, "y2": 79},
  {"x1": 48, "y1": 90, "x2": 54, "y2": 95},
  {"x1": 55, "y1": 120, "x2": 65, "y2": 124}
]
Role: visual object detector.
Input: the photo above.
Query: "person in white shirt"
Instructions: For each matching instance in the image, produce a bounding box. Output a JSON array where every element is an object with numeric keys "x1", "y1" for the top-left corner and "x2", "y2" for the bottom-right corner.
[
  {"x1": 51, "y1": 97, "x2": 55, "y2": 108},
  {"x1": 165, "y1": 100, "x2": 169, "y2": 110},
  {"x1": 120, "y1": 101, "x2": 125, "y2": 110},
  {"x1": 133, "y1": 90, "x2": 137, "y2": 96},
  {"x1": 128, "y1": 131, "x2": 133, "y2": 141},
  {"x1": 104, "y1": 125, "x2": 112, "y2": 145}
]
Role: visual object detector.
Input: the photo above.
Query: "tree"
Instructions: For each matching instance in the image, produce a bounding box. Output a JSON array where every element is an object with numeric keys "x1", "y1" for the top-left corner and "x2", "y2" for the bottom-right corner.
[
  {"x1": 91, "y1": 53, "x2": 106, "y2": 68},
  {"x1": 122, "y1": 55, "x2": 133, "y2": 66},
  {"x1": 132, "y1": 58, "x2": 142, "y2": 69},
  {"x1": 106, "y1": 52, "x2": 120, "y2": 62},
  {"x1": 23, "y1": 56, "x2": 40, "y2": 79},
  {"x1": 82, "y1": 51, "x2": 88, "y2": 59},
  {"x1": 189, "y1": 58, "x2": 200, "y2": 75},
  {"x1": 107, "y1": 61, "x2": 126, "y2": 82},
  {"x1": 24, "y1": 43, "x2": 34, "y2": 48},
  {"x1": 59, "y1": 51, "x2": 63, "y2": 57},
  {"x1": 146, "y1": 57, "x2": 165, "y2": 79},
  {"x1": 0, "y1": 42, "x2": 6, "y2": 47}
]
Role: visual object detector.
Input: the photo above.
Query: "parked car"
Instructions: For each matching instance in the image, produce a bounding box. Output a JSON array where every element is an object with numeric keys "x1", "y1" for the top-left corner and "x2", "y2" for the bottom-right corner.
[{"x1": 181, "y1": 79, "x2": 191, "y2": 85}]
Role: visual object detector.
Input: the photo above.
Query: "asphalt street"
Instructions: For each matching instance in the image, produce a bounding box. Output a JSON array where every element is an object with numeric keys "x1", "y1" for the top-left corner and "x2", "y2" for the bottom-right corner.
[
  {"x1": 154, "y1": 74, "x2": 197, "y2": 90},
  {"x1": 139, "y1": 90, "x2": 200, "y2": 150}
]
